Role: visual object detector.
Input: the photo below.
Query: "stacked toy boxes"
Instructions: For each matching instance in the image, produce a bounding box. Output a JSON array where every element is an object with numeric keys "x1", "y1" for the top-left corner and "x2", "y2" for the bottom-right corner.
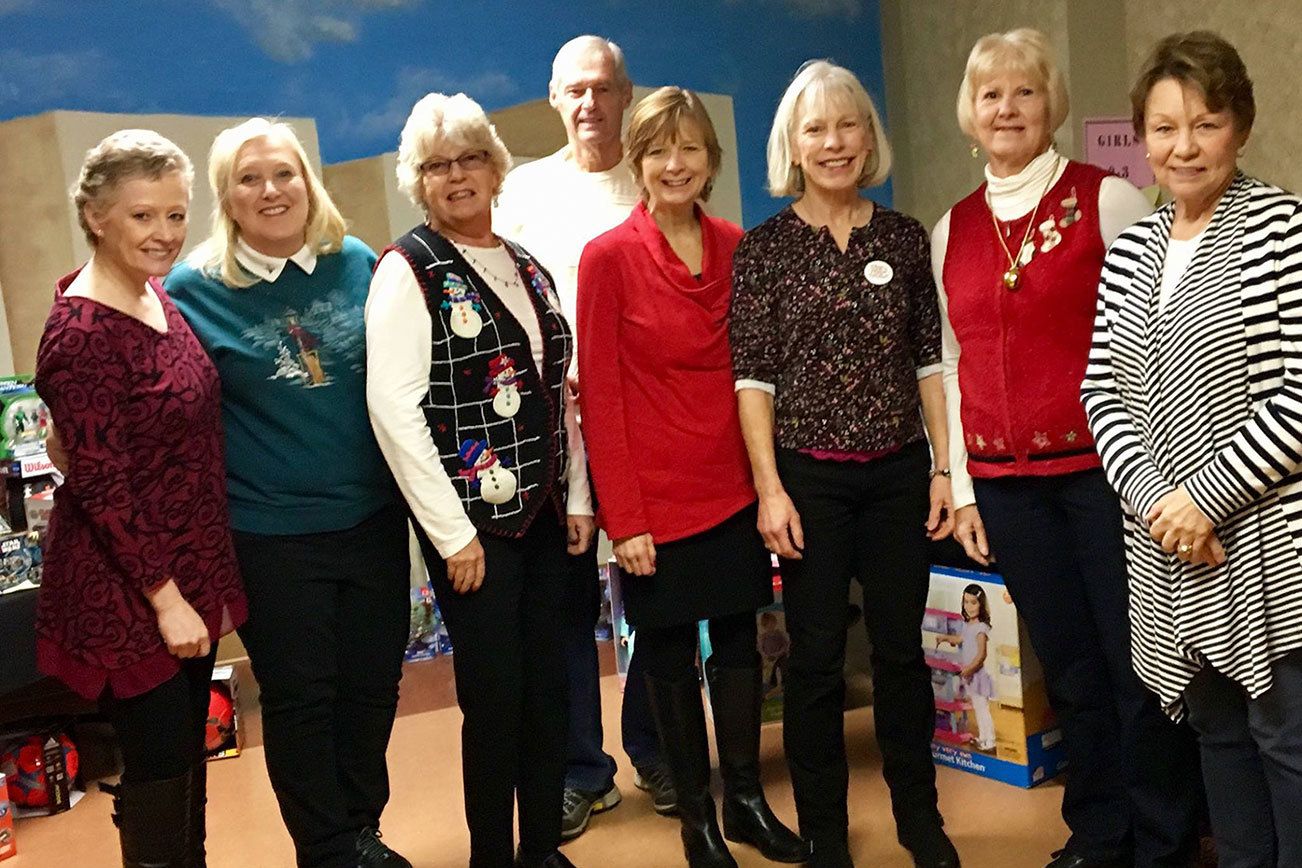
[{"x1": 922, "y1": 566, "x2": 1066, "y2": 788}]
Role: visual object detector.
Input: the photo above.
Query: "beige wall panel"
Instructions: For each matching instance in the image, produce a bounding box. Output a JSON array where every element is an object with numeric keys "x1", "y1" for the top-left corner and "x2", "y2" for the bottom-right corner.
[
  {"x1": 323, "y1": 156, "x2": 393, "y2": 254},
  {"x1": 0, "y1": 111, "x2": 320, "y2": 373},
  {"x1": 0, "y1": 113, "x2": 67, "y2": 376},
  {"x1": 881, "y1": 0, "x2": 1070, "y2": 229},
  {"x1": 1124, "y1": 1, "x2": 1302, "y2": 193}
]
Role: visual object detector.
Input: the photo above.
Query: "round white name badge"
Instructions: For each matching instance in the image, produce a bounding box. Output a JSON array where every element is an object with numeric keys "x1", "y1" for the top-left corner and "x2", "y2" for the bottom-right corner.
[{"x1": 864, "y1": 260, "x2": 894, "y2": 285}]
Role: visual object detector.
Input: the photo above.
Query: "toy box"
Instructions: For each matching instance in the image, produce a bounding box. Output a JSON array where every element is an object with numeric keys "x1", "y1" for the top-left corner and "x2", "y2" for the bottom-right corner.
[
  {"x1": 0, "y1": 772, "x2": 14, "y2": 861},
  {"x1": 405, "y1": 586, "x2": 453, "y2": 661},
  {"x1": 922, "y1": 566, "x2": 1066, "y2": 788},
  {"x1": 0, "y1": 378, "x2": 49, "y2": 461},
  {"x1": 699, "y1": 561, "x2": 787, "y2": 724},
  {"x1": 23, "y1": 484, "x2": 54, "y2": 533},
  {"x1": 205, "y1": 665, "x2": 243, "y2": 761},
  {"x1": 0, "y1": 531, "x2": 42, "y2": 596}
]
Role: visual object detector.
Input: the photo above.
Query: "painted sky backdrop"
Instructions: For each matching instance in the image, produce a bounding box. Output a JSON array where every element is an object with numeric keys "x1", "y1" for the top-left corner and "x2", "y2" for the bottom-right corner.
[{"x1": 0, "y1": 0, "x2": 887, "y2": 225}]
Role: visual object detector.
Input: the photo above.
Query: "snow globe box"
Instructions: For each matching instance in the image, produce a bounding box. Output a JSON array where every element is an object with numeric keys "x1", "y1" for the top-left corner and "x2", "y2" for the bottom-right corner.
[
  {"x1": 0, "y1": 377, "x2": 49, "y2": 461},
  {"x1": 922, "y1": 566, "x2": 1066, "y2": 788}
]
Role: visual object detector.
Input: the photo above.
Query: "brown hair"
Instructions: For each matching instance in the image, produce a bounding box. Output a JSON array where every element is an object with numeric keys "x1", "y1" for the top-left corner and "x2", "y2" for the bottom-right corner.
[
  {"x1": 71, "y1": 129, "x2": 193, "y2": 246},
  {"x1": 1130, "y1": 31, "x2": 1255, "y2": 136},
  {"x1": 626, "y1": 87, "x2": 722, "y2": 202}
]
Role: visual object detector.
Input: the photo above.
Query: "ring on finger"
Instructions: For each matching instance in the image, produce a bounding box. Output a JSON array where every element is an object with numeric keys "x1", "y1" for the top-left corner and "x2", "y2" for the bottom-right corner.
[{"x1": 1177, "y1": 543, "x2": 1193, "y2": 555}]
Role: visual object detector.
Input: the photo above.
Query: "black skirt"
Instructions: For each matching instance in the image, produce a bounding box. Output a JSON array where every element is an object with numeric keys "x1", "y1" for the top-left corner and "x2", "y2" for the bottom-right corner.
[{"x1": 622, "y1": 502, "x2": 773, "y2": 629}]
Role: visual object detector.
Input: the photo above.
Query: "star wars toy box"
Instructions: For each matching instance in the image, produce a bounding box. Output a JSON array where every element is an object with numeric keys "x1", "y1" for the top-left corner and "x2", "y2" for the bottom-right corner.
[
  {"x1": 0, "y1": 377, "x2": 49, "y2": 461},
  {"x1": 0, "y1": 531, "x2": 42, "y2": 596},
  {"x1": 0, "y1": 772, "x2": 15, "y2": 861},
  {"x1": 922, "y1": 566, "x2": 1066, "y2": 788}
]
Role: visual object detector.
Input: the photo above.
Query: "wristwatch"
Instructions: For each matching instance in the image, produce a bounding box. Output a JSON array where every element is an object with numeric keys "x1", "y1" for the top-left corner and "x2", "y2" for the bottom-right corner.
[{"x1": 929, "y1": 468, "x2": 952, "y2": 480}]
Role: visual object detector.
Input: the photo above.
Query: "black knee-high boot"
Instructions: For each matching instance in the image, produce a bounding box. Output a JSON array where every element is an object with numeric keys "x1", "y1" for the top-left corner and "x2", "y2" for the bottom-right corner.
[
  {"x1": 706, "y1": 661, "x2": 812, "y2": 864},
  {"x1": 645, "y1": 673, "x2": 738, "y2": 868},
  {"x1": 104, "y1": 772, "x2": 193, "y2": 868}
]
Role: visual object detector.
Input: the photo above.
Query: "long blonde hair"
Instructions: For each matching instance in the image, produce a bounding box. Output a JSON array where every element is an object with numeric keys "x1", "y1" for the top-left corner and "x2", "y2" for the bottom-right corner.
[{"x1": 196, "y1": 118, "x2": 346, "y2": 288}]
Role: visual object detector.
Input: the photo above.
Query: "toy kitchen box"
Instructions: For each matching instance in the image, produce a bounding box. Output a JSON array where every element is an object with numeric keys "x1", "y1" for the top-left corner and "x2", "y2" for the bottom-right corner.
[{"x1": 922, "y1": 566, "x2": 1066, "y2": 788}]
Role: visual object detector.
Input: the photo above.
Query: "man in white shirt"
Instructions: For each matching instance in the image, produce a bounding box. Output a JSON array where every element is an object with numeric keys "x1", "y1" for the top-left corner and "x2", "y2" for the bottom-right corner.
[{"x1": 495, "y1": 34, "x2": 673, "y2": 841}]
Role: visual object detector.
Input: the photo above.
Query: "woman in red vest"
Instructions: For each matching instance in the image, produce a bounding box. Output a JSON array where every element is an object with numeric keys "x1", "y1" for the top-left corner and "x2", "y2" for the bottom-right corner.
[{"x1": 933, "y1": 28, "x2": 1201, "y2": 868}]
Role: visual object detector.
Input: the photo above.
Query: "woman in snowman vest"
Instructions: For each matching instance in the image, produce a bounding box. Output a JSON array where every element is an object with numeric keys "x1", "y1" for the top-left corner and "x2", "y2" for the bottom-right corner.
[{"x1": 366, "y1": 91, "x2": 594, "y2": 868}]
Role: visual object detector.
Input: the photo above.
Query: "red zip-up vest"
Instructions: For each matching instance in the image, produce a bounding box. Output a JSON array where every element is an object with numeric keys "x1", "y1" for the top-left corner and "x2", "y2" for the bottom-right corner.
[{"x1": 943, "y1": 160, "x2": 1109, "y2": 479}]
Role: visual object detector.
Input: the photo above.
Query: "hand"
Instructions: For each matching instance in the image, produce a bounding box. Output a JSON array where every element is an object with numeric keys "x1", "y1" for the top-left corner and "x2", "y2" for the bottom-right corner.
[
  {"x1": 447, "y1": 536, "x2": 486, "y2": 594},
  {"x1": 613, "y1": 533, "x2": 656, "y2": 576},
  {"x1": 567, "y1": 514, "x2": 595, "y2": 555},
  {"x1": 757, "y1": 490, "x2": 804, "y2": 560},
  {"x1": 953, "y1": 504, "x2": 992, "y2": 567},
  {"x1": 927, "y1": 474, "x2": 955, "y2": 540},
  {"x1": 46, "y1": 424, "x2": 69, "y2": 475},
  {"x1": 146, "y1": 580, "x2": 211, "y2": 659},
  {"x1": 1147, "y1": 486, "x2": 1224, "y2": 566},
  {"x1": 566, "y1": 372, "x2": 580, "y2": 402}
]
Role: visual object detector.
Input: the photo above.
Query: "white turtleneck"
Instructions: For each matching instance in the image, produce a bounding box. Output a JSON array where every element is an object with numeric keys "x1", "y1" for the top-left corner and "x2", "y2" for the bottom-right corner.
[{"x1": 930, "y1": 149, "x2": 1153, "y2": 509}]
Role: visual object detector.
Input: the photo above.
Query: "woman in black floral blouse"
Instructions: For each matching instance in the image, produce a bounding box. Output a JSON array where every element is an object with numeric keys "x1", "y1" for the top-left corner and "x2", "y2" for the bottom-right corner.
[{"x1": 729, "y1": 61, "x2": 957, "y2": 868}]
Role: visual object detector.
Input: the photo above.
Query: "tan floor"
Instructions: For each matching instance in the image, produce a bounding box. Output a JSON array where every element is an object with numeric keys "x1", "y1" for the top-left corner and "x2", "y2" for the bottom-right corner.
[{"x1": 7, "y1": 668, "x2": 1071, "y2": 868}]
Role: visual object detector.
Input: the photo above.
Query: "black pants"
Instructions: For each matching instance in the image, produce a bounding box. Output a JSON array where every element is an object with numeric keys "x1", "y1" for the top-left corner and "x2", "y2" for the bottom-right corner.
[
  {"x1": 1184, "y1": 651, "x2": 1302, "y2": 868},
  {"x1": 234, "y1": 504, "x2": 411, "y2": 868},
  {"x1": 974, "y1": 470, "x2": 1202, "y2": 865},
  {"x1": 562, "y1": 544, "x2": 621, "y2": 792},
  {"x1": 775, "y1": 444, "x2": 938, "y2": 845},
  {"x1": 414, "y1": 506, "x2": 570, "y2": 868},
  {"x1": 639, "y1": 610, "x2": 758, "y2": 682},
  {"x1": 102, "y1": 650, "x2": 216, "y2": 783}
]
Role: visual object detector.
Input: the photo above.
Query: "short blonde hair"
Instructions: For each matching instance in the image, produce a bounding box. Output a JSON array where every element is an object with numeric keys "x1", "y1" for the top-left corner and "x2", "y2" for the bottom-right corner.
[
  {"x1": 395, "y1": 93, "x2": 513, "y2": 217},
  {"x1": 767, "y1": 60, "x2": 892, "y2": 197},
  {"x1": 198, "y1": 118, "x2": 346, "y2": 289},
  {"x1": 71, "y1": 129, "x2": 193, "y2": 246},
  {"x1": 956, "y1": 29, "x2": 1070, "y2": 140},
  {"x1": 626, "y1": 87, "x2": 723, "y2": 202}
]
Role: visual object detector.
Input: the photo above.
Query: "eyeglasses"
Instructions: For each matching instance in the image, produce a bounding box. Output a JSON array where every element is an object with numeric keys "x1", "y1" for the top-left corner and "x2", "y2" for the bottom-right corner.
[{"x1": 419, "y1": 151, "x2": 490, "y2": 177}]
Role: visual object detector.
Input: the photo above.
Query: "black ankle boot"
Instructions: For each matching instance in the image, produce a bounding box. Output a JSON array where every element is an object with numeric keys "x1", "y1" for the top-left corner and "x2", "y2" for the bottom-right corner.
[
  {"x1": 645, "y1": 673, "x2": 738, "y2": 868},
  {"x1": 104, "y1": 772, "x2": 193, "y2": 868},
  {"x1": 187, "y1": 760, "x2": 207, "y2": 868},
  {"x1": 706, "y1": 661, "x2": 812, "y2": 864}
]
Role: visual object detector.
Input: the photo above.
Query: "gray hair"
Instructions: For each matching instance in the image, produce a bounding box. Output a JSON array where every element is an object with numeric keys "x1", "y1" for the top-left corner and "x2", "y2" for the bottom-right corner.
[
  {"x1": 766, "y1": 60, "x2": 893, "y2": 197},
  {"x1": 956, "y1": 28, "x2": 1070, "y2": 141},
  {"x1": 550, "y1": 35, "x2": 630, "y2": 91},
  {"x1": 71, "y1": 129, "x2": 194, "y2": 246},
  {"x1": 395, "y1": 92, "x2": 513, "y2": 215}
]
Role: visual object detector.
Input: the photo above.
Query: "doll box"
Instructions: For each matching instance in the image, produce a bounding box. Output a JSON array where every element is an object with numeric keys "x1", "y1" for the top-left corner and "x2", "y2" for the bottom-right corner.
[
  {"x1": 923, "y1": 566, "x2": 1067, "y2": 788},
  {"x1": 0, "y1": 378, "x2": 49, "y2": 461}
]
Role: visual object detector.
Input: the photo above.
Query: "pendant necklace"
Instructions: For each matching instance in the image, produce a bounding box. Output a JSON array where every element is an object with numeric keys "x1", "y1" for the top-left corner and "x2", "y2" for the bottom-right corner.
[{"x1": 986, "y1": 156, "x2": 1060, "y2": 290}]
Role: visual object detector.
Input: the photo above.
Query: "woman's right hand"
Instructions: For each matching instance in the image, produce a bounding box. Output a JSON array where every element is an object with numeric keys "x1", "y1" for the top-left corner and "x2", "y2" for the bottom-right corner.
[
  {"x1": 447, "y1": 536, "x2": 486, "y2": 594},
  {"x1": 954, "y1": 504, "x2": 992, "y2": 567},
  {"x1": 758, "y1": 490, "x2": 804, "y2": 560},
  {"x1": 146, "y1": 580, "x2": 211, "y2": 659},
  {"x1": 614, "y1": 533, "x2": 657, "y2": 576}
]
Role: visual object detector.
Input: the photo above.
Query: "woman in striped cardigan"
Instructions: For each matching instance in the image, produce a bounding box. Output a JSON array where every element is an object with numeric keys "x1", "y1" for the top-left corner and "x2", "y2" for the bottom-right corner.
[{"x1": 1083, "y1": 32, "x2": 1302, "y2": 867}]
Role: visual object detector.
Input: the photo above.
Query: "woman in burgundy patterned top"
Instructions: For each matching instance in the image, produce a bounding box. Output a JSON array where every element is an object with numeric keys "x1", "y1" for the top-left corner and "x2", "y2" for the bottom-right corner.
[
  {"x1": 729, "y1": 63, "x2": 957, "y2": 868},
  {"x1": 35, "y1": 130, "x2": 245, "y2": 867}
]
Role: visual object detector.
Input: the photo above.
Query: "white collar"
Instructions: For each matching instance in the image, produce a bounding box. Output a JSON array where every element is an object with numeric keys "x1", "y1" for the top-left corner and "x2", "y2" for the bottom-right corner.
[
  {"x1": 984, "y1": 148, "x2": 1066, "y2": 221},
  {"x1": 235, "y1": 237, "x2": 317, "y2": 282}
]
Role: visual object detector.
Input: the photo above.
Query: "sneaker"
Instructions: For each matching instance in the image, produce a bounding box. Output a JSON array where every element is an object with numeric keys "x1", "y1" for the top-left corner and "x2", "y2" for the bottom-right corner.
[
  {"x1": 355, "y1": 827, "x2": 413, "y2": 867},
  {"x1": 560, "y1": 783, "x2": 622, "y2": 839},
  {"x1": 633, "y1": 763, "x2": 677, "y2": 815}
]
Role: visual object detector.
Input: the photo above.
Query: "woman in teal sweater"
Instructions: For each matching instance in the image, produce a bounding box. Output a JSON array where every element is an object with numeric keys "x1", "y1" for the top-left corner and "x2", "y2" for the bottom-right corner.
[{"x1": 166, "y1": 118, "x2": 413, "y2": 868}]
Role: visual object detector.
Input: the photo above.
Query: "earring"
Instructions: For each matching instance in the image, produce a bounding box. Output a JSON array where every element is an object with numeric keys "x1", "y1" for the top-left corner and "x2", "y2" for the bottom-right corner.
[
  {"x1": 970, "y1": 143, "x2": 980, "y2": 159},
  {"x1": 1144, "y1": 152, "x2": 1150, "y2": 159}
]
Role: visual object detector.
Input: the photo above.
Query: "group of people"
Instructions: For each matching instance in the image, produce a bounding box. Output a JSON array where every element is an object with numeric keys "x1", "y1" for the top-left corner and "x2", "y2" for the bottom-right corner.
[{"x1": 28, "y1": 23, "x2": 1302, "y2": 868}]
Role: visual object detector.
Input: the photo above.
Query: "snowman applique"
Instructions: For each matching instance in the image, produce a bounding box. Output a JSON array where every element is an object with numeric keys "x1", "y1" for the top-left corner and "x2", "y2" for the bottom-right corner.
[
  {"x1": 484, "y1": 353, "x2": 524, "y2": 418},
  {"x1": 457, "y1": 439, "x2": 517, "y2": 505},
  {"x1": 442, "y1": 273, "x2": 484, "y2": 339}
]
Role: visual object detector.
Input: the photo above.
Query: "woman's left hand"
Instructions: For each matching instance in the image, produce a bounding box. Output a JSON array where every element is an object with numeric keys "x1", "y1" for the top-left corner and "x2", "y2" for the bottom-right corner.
[
  {"x1": 567, "y1": 514, "x2": 595, "y2": 555},
  {"x1": 1147, "y1": 485, "x2": 1224, "y2": 565},
  {"x1": 927, "y1": 474, "x2": 955, "y2": 541}
]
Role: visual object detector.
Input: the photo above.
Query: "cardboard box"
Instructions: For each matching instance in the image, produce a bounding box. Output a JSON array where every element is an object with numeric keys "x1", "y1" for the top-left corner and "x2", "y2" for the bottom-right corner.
[
  {"x1": 0, "y1": 378, "x2": 49, "y2": 461},
  {"x1": 0, "y1": 772, "x2": 15, "y2": 861},
  {"x1": 205, "y1": 665, "x2": 243, "y2": 761},
  {"x1": 922, "y1": 566, "x2": 1066, "y2": 787},
  {"x1": 0, "y1": 531, "x2": 42, "y2": 596}
]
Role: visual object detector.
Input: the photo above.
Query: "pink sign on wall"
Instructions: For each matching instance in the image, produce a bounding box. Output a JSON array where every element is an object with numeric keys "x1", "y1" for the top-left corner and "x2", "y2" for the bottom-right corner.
[{"x1": 1083, "y1": 117, "x2": 1155, "y2": 188}]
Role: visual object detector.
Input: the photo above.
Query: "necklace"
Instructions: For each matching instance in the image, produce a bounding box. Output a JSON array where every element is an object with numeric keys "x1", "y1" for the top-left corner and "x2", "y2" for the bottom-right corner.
[
  {"x1": 986, "y1": 156, "x2": 1060, "y2": 290},
  {"x1": 456, "y1": 242, "x2": 526, "y2": 294}
]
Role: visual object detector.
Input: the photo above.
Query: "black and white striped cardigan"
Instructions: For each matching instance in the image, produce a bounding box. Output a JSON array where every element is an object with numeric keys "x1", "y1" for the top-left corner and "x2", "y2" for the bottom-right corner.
[{"x1": 1082, "y1": 173, "x2": 1302, "y2": 718}]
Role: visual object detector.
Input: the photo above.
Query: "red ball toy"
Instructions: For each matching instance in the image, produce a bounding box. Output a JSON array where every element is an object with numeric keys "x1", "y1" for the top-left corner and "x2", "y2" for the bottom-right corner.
[
  {"x1": 0, "y1": 733, "x2": 78, "y2": 808},
  {"x1": 205, "y1": 683, "x2": 235, "y2": 753}
]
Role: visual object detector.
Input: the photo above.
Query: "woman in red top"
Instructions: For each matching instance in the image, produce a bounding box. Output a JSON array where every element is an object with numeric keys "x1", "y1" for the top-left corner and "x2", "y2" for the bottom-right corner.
[
  {"x1": 35, "y1": 130, "x2": 246, "y2": 867},
  {"x1": 578, "y1": 88, "x2": 807, "y2": 868}
]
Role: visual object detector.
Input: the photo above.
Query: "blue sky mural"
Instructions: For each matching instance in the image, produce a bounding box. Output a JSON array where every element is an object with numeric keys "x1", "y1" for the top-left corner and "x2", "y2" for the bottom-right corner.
[{"x1": 0, "y1": 0, "x2": 886, "y2": 225}]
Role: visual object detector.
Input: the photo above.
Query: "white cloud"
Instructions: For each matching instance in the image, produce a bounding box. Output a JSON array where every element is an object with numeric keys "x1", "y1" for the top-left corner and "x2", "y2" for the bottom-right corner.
[
  {"x1": 337, "y1": 65, "x2": 520, "y2": 145},
  {"x1": 0, "y1": 48, "x2": 125, "y2": 108},
  {"x1": 212, "y1": 0, "x2": 417, "y2": 63}
]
